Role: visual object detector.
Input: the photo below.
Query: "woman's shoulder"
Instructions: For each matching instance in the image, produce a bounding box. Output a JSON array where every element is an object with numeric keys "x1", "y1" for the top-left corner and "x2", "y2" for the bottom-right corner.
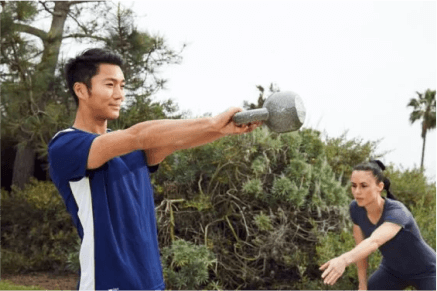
[
  {"x1": 385, "y1": 197, "x2": 410, "y2": 213},
  {"x1": 383, "y1": 198, "x2": 414, "y2": 226}
]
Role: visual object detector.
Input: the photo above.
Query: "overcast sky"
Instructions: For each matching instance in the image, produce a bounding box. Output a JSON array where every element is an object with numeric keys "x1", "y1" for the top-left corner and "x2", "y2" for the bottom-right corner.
[
  {"x1": 117, "y1": 0, "x2": 436, "y2": 181},
  {"x1": 124, "y1": 0, "x2": 436, "y2": 181}
]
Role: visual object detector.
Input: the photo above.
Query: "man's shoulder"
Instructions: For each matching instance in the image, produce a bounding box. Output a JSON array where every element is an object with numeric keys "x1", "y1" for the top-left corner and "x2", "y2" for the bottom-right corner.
[
  {"x1": 51, "y1": 127, "x2": 76, "y2": 139},
  {"x1": 49, "y1": 127, "x2": 97, "y2": 147}
]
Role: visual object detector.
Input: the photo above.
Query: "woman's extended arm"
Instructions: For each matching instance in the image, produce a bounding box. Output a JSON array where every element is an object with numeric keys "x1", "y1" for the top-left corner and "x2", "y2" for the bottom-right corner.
[{"x1": 320, "y1": 222, "x2": 402, "y2": 286}]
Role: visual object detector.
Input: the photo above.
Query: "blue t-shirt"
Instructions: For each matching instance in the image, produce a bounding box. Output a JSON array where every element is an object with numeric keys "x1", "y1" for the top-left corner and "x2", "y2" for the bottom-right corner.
[
  {"x1": 350, "y1": 198, "x2": 436, "y2": 277},
  {"x1": 48, "y1": 127, "x2": 165, "y2": 290}
]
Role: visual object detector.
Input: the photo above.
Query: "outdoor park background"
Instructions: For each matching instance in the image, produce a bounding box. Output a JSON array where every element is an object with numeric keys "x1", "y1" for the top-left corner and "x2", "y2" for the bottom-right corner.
[{"x1": 1, "y1": 1, "x2": 435, "y2": 290}]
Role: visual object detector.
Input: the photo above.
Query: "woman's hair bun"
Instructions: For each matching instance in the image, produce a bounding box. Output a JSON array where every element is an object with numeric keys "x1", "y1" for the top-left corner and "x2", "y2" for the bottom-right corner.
[{"x1": 371, "y1": 160, "x2": 386, "y2": 171}]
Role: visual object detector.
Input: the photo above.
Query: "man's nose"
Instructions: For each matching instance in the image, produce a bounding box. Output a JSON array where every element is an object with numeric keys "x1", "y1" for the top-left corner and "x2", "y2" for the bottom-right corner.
[{"x1": 114, "y1": 85, "x2": 125, "y2": 100}]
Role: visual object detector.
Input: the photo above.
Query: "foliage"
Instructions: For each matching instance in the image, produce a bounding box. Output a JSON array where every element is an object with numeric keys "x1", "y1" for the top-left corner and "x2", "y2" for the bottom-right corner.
[
  {"x1": 1, "y1": 1, "x2": 184, "y2": 189},
  {"x1": 324, "y1": 131, "x2": 384, "y2": 185},
  {"x1": 154, "y1": 128, "x2": 358, "y2": 289},
  {"x1": 407, "y1": 89, "x2": 436, "y2": 137},
  {"x1": 407, "y1": 89, "x2": 436, "y2": 169},
  {"x1": 66, "y1": 237, "x2": 81, "y2": 273},
  {"x1": 161, "y1": 239, "x2": 218, "y2": 290},
  {"x1": 411, "y1": 193, "x2": 436, "y2": 250},
  {"x1": 385, "y1": 165, "x2": 436, "y2": 211},
  {"x1": 1, "y1": 179, "x2": 78, "y2": 273}
]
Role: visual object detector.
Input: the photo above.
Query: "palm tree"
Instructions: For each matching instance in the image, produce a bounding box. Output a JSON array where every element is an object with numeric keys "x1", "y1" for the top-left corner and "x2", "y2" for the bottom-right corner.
[{"x1": 407, "y1": 89, "x2": 436, "y2": 171}]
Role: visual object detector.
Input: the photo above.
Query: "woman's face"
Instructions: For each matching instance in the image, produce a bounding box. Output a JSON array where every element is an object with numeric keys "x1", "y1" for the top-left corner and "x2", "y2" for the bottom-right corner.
[{"x1": 350, "y1": 170, "x2": 384, "y2": 207}]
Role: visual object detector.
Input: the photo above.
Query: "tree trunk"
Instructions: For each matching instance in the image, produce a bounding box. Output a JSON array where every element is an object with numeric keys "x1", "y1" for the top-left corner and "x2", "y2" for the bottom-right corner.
[
  {"x1": 420, "y1": 131, "x2": 426, "y2": 172},
  {"x1": 35, "y1": 1, "x2": 72, "y2": 107},
  {"x1": 11, "y1": 144, "x2": 35, "y2": 190},
  {"x1": 11, "y1": 2, "x2": 73, "y2": 189}
]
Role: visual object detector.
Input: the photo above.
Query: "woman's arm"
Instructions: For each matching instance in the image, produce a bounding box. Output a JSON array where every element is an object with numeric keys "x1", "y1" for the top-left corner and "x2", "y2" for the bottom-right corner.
[
  {"x1": 320, "y1": 222, "x2": 402, "y2": 286},
  {"x1": 353, "y1": 224, "x2": 369, "y2": 290},
  {"x1": 341, "y1": 222, "x2": 402, "y2": 266}
]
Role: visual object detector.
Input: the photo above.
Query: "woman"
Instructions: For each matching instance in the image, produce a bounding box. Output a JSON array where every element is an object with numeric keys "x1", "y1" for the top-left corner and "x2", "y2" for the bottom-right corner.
[{"x1": 320, "y1": 160, "x2": 436, "y2": 290}]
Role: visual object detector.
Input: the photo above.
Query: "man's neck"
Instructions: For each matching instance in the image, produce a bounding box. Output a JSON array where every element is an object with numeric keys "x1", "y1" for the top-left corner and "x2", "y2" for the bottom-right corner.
[{"x1": 73, "y1": 109, "x2": 107, "y2": 135}]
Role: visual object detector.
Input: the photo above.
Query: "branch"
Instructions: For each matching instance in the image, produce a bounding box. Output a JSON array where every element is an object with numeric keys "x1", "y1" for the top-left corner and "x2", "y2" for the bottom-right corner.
[
  {"x1": 66, "y1": 7, "x2": 90, "y2": 34},
  {"x1": 62, "y1": 33, "x2": 108, "y2": 42},
  {"x1": 70, "y1": 0, "x2": 106, "y2": 5},
  {"x1": 38, "y1": 1, "x2": 56, "y2": 16},
  {"x1": 13, "y1": 23, "x2": 47, "y2": 40}
]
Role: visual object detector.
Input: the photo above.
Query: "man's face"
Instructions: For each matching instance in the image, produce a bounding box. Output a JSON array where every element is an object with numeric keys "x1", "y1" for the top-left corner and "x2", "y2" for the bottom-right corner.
[{"x1": 87, "y1": 63, "x2": 125, "y2": 120}]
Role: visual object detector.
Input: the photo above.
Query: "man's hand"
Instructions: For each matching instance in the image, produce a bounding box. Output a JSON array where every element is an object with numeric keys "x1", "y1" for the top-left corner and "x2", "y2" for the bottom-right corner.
[
  {"x1": 320, "y1": 256, "x2": 347, "y2": 286},
  {"x1": 212, "y1": 107, "x2": 262, "y2": 136}
]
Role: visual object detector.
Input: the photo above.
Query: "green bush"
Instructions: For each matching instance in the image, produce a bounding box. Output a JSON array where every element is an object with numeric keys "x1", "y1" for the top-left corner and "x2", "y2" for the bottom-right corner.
[
  {"x1": 410, "y1": 192, "x2": 436, "y2": 250},
  {"x1": 161, "y1": 239, "x2": 218, "y2": 290},
  {"x1": 1, "y1": 179, "x2": 78, "y2": 273},
  {"x1": 154, "y1": 128, "x2": 354, "y2": 289}
]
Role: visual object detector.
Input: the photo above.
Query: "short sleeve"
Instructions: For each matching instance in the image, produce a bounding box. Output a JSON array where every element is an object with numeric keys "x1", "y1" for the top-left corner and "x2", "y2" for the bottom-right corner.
[
  {"x1": 383, "y1": 203, "x2": 410, "y2": 228},
  {"x1": 349, "y1": 200, "x2": 359, "y2": 225},
  {"x1": 48, "y1": 129, "x2": 98, "y2": 183}
]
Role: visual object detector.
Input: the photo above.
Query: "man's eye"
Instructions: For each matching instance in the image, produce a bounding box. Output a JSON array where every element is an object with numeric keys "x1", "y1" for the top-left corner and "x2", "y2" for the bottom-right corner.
[{"x1": 106, "y1": 84, "x2": 114, "y2": 87}]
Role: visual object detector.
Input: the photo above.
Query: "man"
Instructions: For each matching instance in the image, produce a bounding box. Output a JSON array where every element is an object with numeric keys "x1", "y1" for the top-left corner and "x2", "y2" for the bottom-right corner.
[{"x1": 48, "y1": 48, "x2": 260, "y2": 290}]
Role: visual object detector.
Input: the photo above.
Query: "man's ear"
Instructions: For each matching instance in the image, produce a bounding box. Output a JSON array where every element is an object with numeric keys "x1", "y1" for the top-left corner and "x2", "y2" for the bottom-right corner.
[{"x1": 73, "y1": 82, "x2": 89, "y2": 102}]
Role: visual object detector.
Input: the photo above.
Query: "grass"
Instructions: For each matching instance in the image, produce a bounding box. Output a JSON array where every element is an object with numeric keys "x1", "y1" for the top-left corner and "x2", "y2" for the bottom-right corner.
[{"x1": 0, "y1": 280, "x2": 42, "y2": 290}]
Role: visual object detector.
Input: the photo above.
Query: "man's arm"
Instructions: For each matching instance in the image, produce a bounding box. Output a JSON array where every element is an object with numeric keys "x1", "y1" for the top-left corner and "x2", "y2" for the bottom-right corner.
[
  {"x1": 341, "y1": 222, "x2": 402, "y2": 266},
  {"x1": 87, "y1": 107, "x2": 259, "y2": 169},
  {"x1": 144, "y1": 130, "x2": 224, "y2": 166}
]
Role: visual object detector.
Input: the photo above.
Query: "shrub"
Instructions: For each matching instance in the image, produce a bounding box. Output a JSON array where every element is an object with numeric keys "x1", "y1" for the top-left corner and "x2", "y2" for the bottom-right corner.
[
  {"x1": 161, "y1": 239, "x2": 218, "y2": 290},
  {"x1": 1, "y1": 179, "x2": 78, "y2": 273}
]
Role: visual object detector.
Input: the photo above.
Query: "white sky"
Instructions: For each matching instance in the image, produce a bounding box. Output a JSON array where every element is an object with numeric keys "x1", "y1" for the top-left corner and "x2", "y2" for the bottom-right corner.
[
  {"x1": 8, "y1": 1, "x2": 434, "y2": 181},
  {"x1": 125, "y1": 0, "x2": 436, "y2": 181}
]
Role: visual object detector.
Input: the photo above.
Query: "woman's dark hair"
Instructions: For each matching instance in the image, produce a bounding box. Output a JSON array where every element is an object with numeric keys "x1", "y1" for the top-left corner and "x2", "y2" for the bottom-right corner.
[
  {"x1": 64, "y1": 48, "x2": 124, "y2": 106},
  {"x1": 353, "y1": 160, "x2": 397, "y2": 200}
]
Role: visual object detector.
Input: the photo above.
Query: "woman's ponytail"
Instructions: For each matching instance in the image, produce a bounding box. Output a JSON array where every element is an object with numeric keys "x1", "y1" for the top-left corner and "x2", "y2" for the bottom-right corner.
[{"x1": 383, "y1": 177, "x2": 397, "y2": 200}]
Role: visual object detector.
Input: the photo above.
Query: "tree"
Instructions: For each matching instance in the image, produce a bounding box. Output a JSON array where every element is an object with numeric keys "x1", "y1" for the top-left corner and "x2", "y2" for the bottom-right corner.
[
  {"x1": 1, "y1": 1, "x2": 110, "y2": 189},
  {"x1": 1, "y1": 1, "x2": 184, "y2": 189},
  {"x1": 243, "y1": 83, "x2": 280, "y2": 110},
  {"x1": 407, "y1": 89, "x2": 436, "y2": 171},
  {"x1": 104, "y1": 3, "x2": 184, "y2": 130}
]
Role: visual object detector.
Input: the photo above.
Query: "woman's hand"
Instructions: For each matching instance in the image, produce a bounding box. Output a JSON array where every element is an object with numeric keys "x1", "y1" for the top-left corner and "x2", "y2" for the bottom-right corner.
[{"x1": 320, "y1": 256, "x2": 347, "y2": 286}]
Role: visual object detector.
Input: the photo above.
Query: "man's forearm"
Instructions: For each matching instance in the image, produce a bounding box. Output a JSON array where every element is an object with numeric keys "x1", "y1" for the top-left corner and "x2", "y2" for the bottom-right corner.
[
  {"x1": 128, "y1": 117, "x2": 223, "y2": 151},
  {"x1": 340, "y1": 237, "x2": 379, "y2": 267}
]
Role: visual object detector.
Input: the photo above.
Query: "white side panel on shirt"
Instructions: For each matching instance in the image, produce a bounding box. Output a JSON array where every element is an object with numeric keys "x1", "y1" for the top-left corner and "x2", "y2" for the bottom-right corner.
[{"x1": 70, "y1": 177, "x2": 95, "y2": 290}]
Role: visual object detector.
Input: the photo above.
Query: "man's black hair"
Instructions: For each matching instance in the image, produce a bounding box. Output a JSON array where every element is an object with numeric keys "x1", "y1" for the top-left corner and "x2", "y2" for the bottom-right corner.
[{"x1": 64, "y1": 48, "x2": 124, "y2": 106}]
